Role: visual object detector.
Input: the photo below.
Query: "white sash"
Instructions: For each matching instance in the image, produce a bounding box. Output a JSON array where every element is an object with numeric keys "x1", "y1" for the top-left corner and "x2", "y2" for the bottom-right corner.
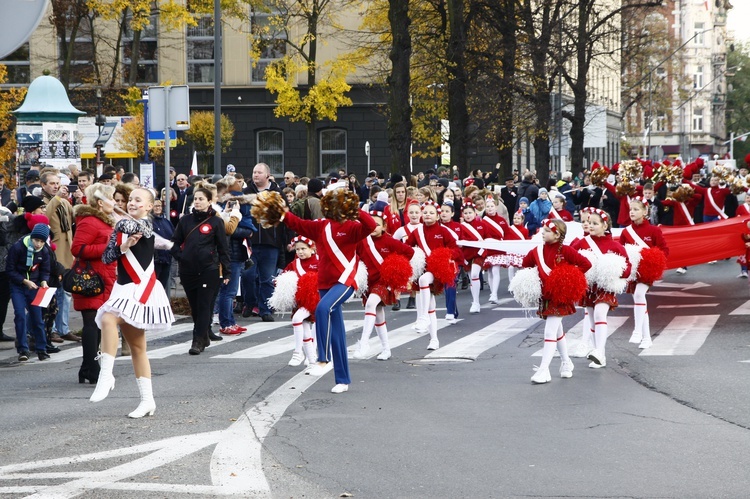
[
  {"x1": 535, "y1": 245, "x2": 552, "y2": 277},
  {"x1": 324, "y1": 223, "x2": 357, "y2": 286},
  {"x1": 483, "y1": 216, "x2": 505, "y2": 238},
  {"x1": 548, "y1": 207, "x2": 562, "y2": 220},
  {"x1": 294, "y1": 259, "x2": 306, "y2": 276},
  {"x1": 509, "y1": 225, "x2": 525, "y2": 240},
  {"x1": 584, "y1": 235, "x2": 603, "y2": 257},
  {"x1": 365, "y1": 236, "x2": 384, "y2": 265},
  {"x1": 625, "y1": 225, "x2": 648, "y2": 249},
  {"x1": 415, "y1": 225, "x2": 432, "y2": 256},
  {"x1": 118, "y1": 232, "x2": 156, "y2": 302},
  {"x1": 706, "y1": 188, "x2": 728, "y2": 219},
  {"x1": 443, "y1": 223, "x2": 459, "y2": 241},
  {"x1": 461, "y1": 221, "x2": 485, "y2": 256},
  {"x1": 678, "y1": 202, "x2": 696, "y2": 226}
]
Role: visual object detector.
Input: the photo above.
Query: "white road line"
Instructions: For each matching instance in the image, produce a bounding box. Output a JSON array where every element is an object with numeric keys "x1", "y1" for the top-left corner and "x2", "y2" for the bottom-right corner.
[
  {"x1": 640, "y1": 315, "x2": 720, "y2": 356},
  {"x1": 658, "y1": 303, "x2": 719, "y2": 309},
  {"x1": 427, "y1": 317, "x2": 539, "y2": 360},
  {"x1": 531, "y1": 316, "x2": 628, "y2": 357},
  {"x1": 215, "y1": 321, "x2": 364, "y2": 359},
  {"x1": 729, "y1": 299, "x2": 750, "y2": 315},
  {"x1": 347, "y1": 319, "x2": 461, "y2": 359}
]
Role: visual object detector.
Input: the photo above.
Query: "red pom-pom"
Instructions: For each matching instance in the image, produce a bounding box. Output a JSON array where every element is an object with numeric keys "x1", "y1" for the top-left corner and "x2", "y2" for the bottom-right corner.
[
  {"x1": 379, "y1": 254, "x2": 412, "y2": 291},
  {"x1": 546, "y1": 263, "x2": 587, "y2": 304},
  {"x1": 426, "y1": 247, "x2": 458, "y2": 285},
  {"x1": 637, "y1": 247, "x2": 666, "y2": 284},
  {"x1": 745, "y1": 153, "x2": 750, "y2": 168},
  {"x1": 295, "y1": 272, "x2": 320, "y2": 313}
]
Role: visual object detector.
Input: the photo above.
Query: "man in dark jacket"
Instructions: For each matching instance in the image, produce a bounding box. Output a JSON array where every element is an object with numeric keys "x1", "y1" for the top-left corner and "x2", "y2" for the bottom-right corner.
[
  {"x1": 516, "y1": 172, "x2": 539, "y2": 210},
  {"x1": 500, "y1": 177, "x2": 518, "y2": 213},
  {"x1": 242, "y1": 163, "x2": 284, "y2": 321}
]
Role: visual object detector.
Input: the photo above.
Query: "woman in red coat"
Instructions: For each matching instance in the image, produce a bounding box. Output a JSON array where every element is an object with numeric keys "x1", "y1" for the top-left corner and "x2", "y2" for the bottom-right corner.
[{"x1": 71, "y1": 184, "x2": 118, "y2": 384}]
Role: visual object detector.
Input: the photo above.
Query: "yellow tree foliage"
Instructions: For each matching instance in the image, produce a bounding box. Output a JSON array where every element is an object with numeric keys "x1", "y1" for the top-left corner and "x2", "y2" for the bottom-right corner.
[
  {"x1": 183, "y1": 111, "x2": 235, "y2": 174},
  {"x1": 92, "y1": 0, "x2": 197, "y2": 31},
  {"x1": 0, "y1": 65, "x2": 28, "y2": 186}
]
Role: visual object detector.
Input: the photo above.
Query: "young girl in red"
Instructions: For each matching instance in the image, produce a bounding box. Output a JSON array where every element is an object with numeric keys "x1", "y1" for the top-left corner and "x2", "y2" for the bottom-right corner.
[
  {"x1": 521, "y1": 219, "x2": 591, "y2": 383},
  {"x1": 392, "y1": 199, "x2": 423, "y2": 309},
  {"x1": 440, "y1": 201, "x2": 462, "y2": 323},
  {"x1": 548, "y1": 191, "x2": 574, "y2": 221},
  {"x1": 619, "y1": 197, "x2": 668, "y2": 349},
  {"x1": 480, "y1": 195, "x2": 509, "y2": 304},
  {"x1": 459, "y1": 200, "x2": 487, "y2": 314},
  {"x1": 572, "y1": 209, "x2": 631, "y2": 368}
]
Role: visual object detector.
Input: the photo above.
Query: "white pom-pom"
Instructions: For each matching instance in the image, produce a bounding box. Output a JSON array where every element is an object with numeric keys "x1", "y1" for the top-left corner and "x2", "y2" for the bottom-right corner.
[
  {"x1": 592, "y1": 252, "x2": 628, "y2": 293},
  {"x1": 410, "y1": 247, "x2": 426, "y2": 280},
  {"x1": 623, "y1": 244, "x2": 643, "y2": 282},
  {"x1": 578, "y1": 248, "x2": 597, "y2": 285},
  {"x1": 508, "y1": 267, "x2": 542, "y2": 308},
  {"x1": 354, "y1": 261, "x2": 369, "y2": 296},
  {"x1": 268, "y1": 271, "x2": 299, "y2": 313}
]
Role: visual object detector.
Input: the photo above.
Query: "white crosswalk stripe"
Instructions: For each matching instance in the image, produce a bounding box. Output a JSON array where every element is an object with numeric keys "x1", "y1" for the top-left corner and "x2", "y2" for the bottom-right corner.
[
  {"x1": 347, "y1": 319, "x2": 462, "y2": 360},
  {"x1": 427, "y1": 317, "x2": 539, "y2": 360},
  {"x1": 639, "y1": 315, "x2": 720, "y2": 356},
  {"x1": 729, "y1": 299, "x2": 750, "y2": 315},
  {"x1": 531, "y1": 316, "x2": 628, "y2": 357}
]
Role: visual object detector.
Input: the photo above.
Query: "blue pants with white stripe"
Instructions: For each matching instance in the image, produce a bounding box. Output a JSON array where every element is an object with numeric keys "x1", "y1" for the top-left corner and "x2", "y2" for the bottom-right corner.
[{"x1": 316, "y1": 283, "x2": 354, "y2": 385}]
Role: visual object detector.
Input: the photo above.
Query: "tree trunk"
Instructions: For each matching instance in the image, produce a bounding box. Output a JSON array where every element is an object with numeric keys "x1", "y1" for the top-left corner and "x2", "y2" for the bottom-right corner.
[
  {"x1": 495, "y1": 0, "x2": 516, "y2": 179},
  {"x1": 567, "y1": 0, "x2": 590, "y2": 178},
  {"x1": 446, "y1": 0, "x2": 469, "y2": 177},
  {"x1": 128, "y1": 29, "x2": 142, "y2": 86},
  {"x1": 533, "y1": 92, "x2": 553, "y2": 187},
  {"x1": 305, "y1": 2, "x2": 320, "y2": 178},
  {"x1": 109, "y1": 9, "x2": 128, "y2": 88},
  {"x1": 387, "y1": 0, "x2": 412, "y2": 179}
]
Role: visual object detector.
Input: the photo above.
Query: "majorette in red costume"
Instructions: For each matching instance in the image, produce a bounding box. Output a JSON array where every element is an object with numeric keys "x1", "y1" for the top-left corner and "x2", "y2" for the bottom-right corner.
[
  {"x1": 459, "y1": 199, "x2": 490, "y2": 313},
  {"x1": 479, "y1": 195, "x2": 509, "y2": 304}
]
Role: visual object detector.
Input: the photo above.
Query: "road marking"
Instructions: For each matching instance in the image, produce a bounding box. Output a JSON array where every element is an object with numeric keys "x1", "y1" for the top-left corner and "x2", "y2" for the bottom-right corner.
[
  {"x1": 640, "y1": 315, "x2": 720, "y2": 356},
  {"x1": 658, "y1": 303, "x2": 719, "y2": 309},
  {"x1": 729, "y1": 300, "x2": 750, "y2": 315},
  {"x1": 215, "y1": 321, "x2": 363, "y2": 359},
  {"x1": 648, "y1": 291, "x2": 713, "y2": 298},
  {"x1": 652, "y1": 281, "x2": 710, "y2": 290},
  {"x1": 427, "y1": 317, "x2": 539, "y2": 360},
  {"x1": 347, "y1": 319, "x2": 460, "y2": 359},
  {"x1": 531, "y1": 316, "x2": 628, "y2": 357}
]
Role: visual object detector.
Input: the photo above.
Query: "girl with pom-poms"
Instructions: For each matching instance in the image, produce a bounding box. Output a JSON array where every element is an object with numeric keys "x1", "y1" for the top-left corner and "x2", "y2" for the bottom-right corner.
[
  {"x1": 352, "y1": 201, "x2": 418, "y2": 361},
  {"x1": 405, "y1": 200, "x2": 462, "y2": 350},
  {"x1": 499, "y1": 210, "x2": 530, "y2": 284},
  {"x1": 392, "y1": 199, "x2": 423, "y2": 310},
  {"x1": 521, "y1": 219, "x2": 591, "y2": 384},
  {"x1": 269, "y1": 235, "x2": 320, "y2": 367},
  {"x1": 480, "y1": 195, "x2": 511, "y2": 304},
  {"x1": 619, "y1": 197, "x2": 668, "y2": 350},
  {"x1": 458, "y1": 200, "x2": 489, "y2": 314},
  {"x1": 440, "y1": 200, "x2": 462, "y2": 323},
  {"x1": 571, "y1": 209, "x2": 631, "y2": 369},
  {"x1": 258, "y1": 185, "x2": 376, "y2": 394}
]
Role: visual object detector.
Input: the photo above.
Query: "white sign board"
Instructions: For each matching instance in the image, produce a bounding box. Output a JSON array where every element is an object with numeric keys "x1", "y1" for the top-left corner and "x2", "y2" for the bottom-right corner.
[
  {"x1": 148, "y1": 85, "x2": 191, "y2": 132},
  {"x1": 78, "y1": 116, "x2": 133, "y2": 158}
]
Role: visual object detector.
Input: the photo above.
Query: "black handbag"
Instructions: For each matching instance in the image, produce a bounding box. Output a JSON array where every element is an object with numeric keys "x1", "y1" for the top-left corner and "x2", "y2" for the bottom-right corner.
[{"x1": 62, "y1": 245, "x2": 104, "y2": 296}]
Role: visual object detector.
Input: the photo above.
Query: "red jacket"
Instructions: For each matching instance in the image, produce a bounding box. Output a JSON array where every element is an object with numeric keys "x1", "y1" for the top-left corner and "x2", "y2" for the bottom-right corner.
[
  {"x1": 506, "y1": 224, "x2": 529, "y2": 240},
  {"x1": 618, "y1": 220, "x2": 669, "y2": 256},
  {"x1": 357, "y1": 233, "x2": 414, "y2": 287},
  {"x1": 405, "y1": 221, "x2": 462, "y2": 262},
  {"x1": 522, "y1": 242, "x2": 592, "y2": 299},
  {"x1": 441, "y1": 220, "x2": 462, "y2": 242},
  {"x1": 482, "y1": 213, "x2": 508, "y2": 239},
  {"x1": 605, "y1": 182, "x2": 643, "y2": 227},
  {"x1": 70, "y1": 205, "x2": 117, "y2": 311},
  {"x1": 689, "y1": 182, "x2": 731, "y2": 218},
  {"x1": 282, "y1": 254, "x2": 319, "y2": 275},
  {"x1": 460, "y1": 217, "x2": 488, "y2": 262},
  {"x1": 661, "y1": 195, "x2": 702, "y2": 226},
  {"x1": 383, "y1": 205, "x2": 402, "y2": 235},
  {"x1": 283, "y1": 210, "x2": 376, "y2": 289},
  {"x1": 572, "y1": 234, "x2": 632, "y2": 278}
]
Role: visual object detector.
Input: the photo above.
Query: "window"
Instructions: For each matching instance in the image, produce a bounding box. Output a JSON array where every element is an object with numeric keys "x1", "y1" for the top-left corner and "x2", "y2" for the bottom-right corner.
[
  {"x1": 187, "y1": 15, "x2": 215, "y2": 84},
  {"x1": 320, "y1": 129, "x2": 347, "y2": 175},
  {"x1": 693, "y1": 108, "x2": 704, "y2": 132},
  {"x1": 123, "y1": 14, "x2": 158, "y2": 84},
  {"x1": 656, "y1": 113, "x2": 667, "y2": 132},
  {"x1": 250, "y1": 8, "x2": 286, "y2": 83},
  {"x1": 257, "y1": 130, "x2": 284, "y2": 174},
  {"x1": 656, "y1": 67, "x2": 667, "y2": 78},
  {"x1": 694, "y1": 22, "x2": 705, "y2": 45},
  {"x1": 694, "y1": 66, "x2": 704, "y2": 89},
  {"x1": 0, "y1": 43, "x2": 30, "y2": 85}
]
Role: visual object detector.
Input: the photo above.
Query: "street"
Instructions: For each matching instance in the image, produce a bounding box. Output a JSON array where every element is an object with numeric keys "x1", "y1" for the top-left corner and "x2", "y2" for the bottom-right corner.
[{"x1": 1, "y1": 260, "x2": 750, "y2": 498}]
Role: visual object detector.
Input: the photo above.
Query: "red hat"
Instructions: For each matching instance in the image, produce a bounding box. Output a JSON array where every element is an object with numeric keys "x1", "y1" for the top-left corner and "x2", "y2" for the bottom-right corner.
[{"x1": 421, "y1": 199, "x2": 440, "y2": 211}]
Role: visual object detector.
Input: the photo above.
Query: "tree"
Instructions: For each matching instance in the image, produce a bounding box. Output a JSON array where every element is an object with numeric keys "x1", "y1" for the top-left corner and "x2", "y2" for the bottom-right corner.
[
  {"x1": 386, "y1": 0, "x2": 412, "y2": 177},
  {"x1": 184, "y1": 111, "x2": 235, "y2": 174},
  {"x1": 727, "y1": 42, "x2": 750, "y2": 164},
  {"x1": 0, "y1": 65, "x2": 28, "y2": 184}
]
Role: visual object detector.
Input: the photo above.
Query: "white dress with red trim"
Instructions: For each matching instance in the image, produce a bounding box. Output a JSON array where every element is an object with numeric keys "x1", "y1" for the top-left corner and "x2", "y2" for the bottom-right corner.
[
  {"x1": 96, "y1": 219, "x2": 174, "y2": 331},
  {"x1": 494, "y1": 224, "x2": 528, "y2": 268}
]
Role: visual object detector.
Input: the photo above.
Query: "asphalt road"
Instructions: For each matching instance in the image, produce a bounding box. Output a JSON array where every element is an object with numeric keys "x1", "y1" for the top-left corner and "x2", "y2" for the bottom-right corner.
[{"x1": 1, "y1": 259, "x2": 749, "y2": 498}]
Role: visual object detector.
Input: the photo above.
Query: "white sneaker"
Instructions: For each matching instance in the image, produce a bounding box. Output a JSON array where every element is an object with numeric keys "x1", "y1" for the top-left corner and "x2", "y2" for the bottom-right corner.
[
  {"x1": 559, "y1": 360, "x2": 574, "y2": 379},
  {"x1": 444, "y1": 314, "x2": 457, "y2": 324},
  {"x1": 288, "y1": 351, "x2": 305, "y2": 366},
  {"x1": 638, "y1": 337, "x2": 653, "y2": 349},
  {"x1": 569, "y1": 342, "x2": 592, "y2": 358},
  {"x1": 708, "y1": 260, "x2": 717, "y2": 265},
  {"x1": 488, "y1": 294, "x2": 498, "y2": 304},
  {"x1": 427, "y1": 339, "x2": 439, "y2": 350},
  {"x1": 305, "y1": 363, "x2": 328, "y2": 376},
  {"x1": 588, "y1": 361, "x2": 606, "y2": 369},
  {"x1": 212, "y1": 314, "x2": 220, "y2": 325},
  {"x1": 331, "y1": 384, "x2": 349, "y2": 394},
  {"x1": 352, "y1": 342, "x2": 370, "y2": 360},
  {"x1": 675, "y1": 267, "x2": 687, "y2": 274},
  {"x1": 377, "y1": 349, "x2": 391, "y2": 361},
  {"x1": 587, "y1": 349, "x2": 605, "y2": 366},
  {"x1": 738, "y1": 272, "x2": 748, "y2": 279},
  {"x1": 413, "y1": 317, "x2": 429, "y2": 333},
  {"x1": 531, "y1": 366, "x2": 551, "y2": 384},
  {"x1": 470, "y1": 303, "x2": 481, "y2": 314},
  {"x1": 629, "y1": 331, "x2": 642, "y2": 344}
]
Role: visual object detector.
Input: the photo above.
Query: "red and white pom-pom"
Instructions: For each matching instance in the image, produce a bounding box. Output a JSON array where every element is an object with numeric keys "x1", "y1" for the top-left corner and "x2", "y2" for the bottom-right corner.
[
  {"x1": 547, "y1": 263, "x2": 587, "y2": 304},
  {"x1": 508, "y1": 267, "x2": 542, "y2": 308},
  {"x1": 623, "y1": 244, "x2": 643, "y2": 282},
  {"x1": 591, "y1": 252, "x2": 628, "y2": 293},
  {"x1": 410, "y1": 247, "x2": 426, "y2": 280},
  {"x1": 380, "y1": 254, "x2": 412, "y2": 291},
  {"x1": 426, "y1": 247, "x2": 458, "y2": 285},
  {"x1": 354, "y1": 261, "x2": 369, "y2": 296},
  {"x1": 295, "y1": 272, "x2": 320, "y2": 313},
  {"x1": 268, "y1": 271, "x2": 299, "y2": 313},
  {"x1": 637, "y1": 247, "x2": 667, "y2": 284}
]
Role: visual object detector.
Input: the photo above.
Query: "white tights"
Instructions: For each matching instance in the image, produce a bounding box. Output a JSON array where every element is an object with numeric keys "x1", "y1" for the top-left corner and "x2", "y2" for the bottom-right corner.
[
  {"x1": 417, "y1": 272, "x2": 438, "y2": 342},
  {"x1": 470, "y1": 263, "x2": 481, "y2": 306},
  {"x1": 633, "y1": 283, "x2": 651, "y2": 340},
  {"x1": 585, "y1": 302, "x2": 611, "y2": 357},
  {"x1": 359, "y1": 293, "x2": 389, "y2": 350},
  {"x1": 538, "y1": 315, "x2": 570, "y2": 371},
  {"x1": 486, "y1": 265, "x2": 501, "y2": 299},
  {"x1": 291, "y1": 307, "x2": 313, "y2": 354}
]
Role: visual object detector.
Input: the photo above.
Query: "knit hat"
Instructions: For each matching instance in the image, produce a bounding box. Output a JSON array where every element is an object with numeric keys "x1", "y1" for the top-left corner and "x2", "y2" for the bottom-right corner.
[
  {"x1": 519, "y1": 197, "x2": 529, "y2": 205},
  {"x1": 30, "y1": 223, "x2": 50, "y2": 241},
  {"x1": 376, "y1": 191, "x2": 389, "y2": 203},
  {"x1": 226, "y1": 164, "x2": 236, "y2": 173},
  {"x1": 25, "y1": 213, "x2": 50, "y2": 232},
  {"x1": 538, "y1": 187, "x2": 548, "y2": 195},
  {"x1": 21, "y1": 195, "x2": 45, "y2": 214},
  {"x1": 437, "y1": 178, "x2": 450, "y2": 189},
  {"x1": 295, "y1": 184, "x2": 307, "y2": 195},
  {"x1": 307, "y1": 178, "x2": 324, "y2": 195},
  {"x1": 370, "y1": 201, "x2": 389, "y2": 214}
]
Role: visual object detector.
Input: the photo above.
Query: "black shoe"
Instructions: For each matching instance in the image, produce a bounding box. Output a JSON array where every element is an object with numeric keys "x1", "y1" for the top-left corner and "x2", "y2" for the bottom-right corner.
[
  {"x1": 208, "y1": 330, "x2": 223, "y2": 341},
  {"x1": 261, "y1": 314, "x2": 275, "y2": 322},
  {"x1": 78, "y1": 367, "x2": 99, "y2": 384},
  {"x1": 233, "y1": 303, "x2": 243, "y2": 313},
  {"x1": 37, "y1": 351, "x2": 50, "y2": 361},
  {"x1": 188, "y1": 340, "x2": 203, "y2": 355},
  {"x1": 392, "y1": 300, "x2": 401, "y2": 311},
  {"x1": 46, "y1": 345, "x2": 61, "y2": 354},
  {"x1": 18, "y1": 351, "x2": 30, "y2": 362},
  {"x1": 241, "y1": 306, "x2": 252, "y2": 318},
  {"x1": 0, "y1": 333, "x2": 14, "y2": 342},
  {"x1": 405, "y1": 297, "x2": 416, "y2": 309}
]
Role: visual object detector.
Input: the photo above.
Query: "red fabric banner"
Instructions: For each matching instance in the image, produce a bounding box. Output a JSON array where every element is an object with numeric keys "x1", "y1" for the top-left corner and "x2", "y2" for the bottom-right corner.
[{"x1": 661, "y1": 217, "x2": 750, "y2": 269}]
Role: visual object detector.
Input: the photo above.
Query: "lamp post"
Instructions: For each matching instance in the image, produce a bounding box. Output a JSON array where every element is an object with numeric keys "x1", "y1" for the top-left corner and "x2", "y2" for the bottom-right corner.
[{"x1": 95, "y1": 88, "x2": 105, "y2": 167}]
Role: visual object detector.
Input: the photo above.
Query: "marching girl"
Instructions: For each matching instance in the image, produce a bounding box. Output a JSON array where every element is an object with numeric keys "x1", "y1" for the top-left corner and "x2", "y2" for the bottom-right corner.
[
  {"x1": 91, "y1": 188, "x2": 175, "y2": 418},
  {"x1": 481, "y1": 195, "x2": 510, "y2": 304},
  {"x1": 459, "y1": 200, "x2": 488, "y2": 314},
  {"x1": 405, "y1": 200, "x2": 462, "y2": 350},
  {"x1": 548, "y1": 191, "x2": 574, "y2": 221},
  {"x1": 735, "y1": 196, "x2": 750, "y2": 278},
  {"x1": 392, "y1": 199, "x2": 423, "y2": 310},
  {"x1": 257, "y1": 187, "x2": 376, "y2": 394},
  {"x1": 353, "y1": 202, "x2": 416, "y2": 360},
  {"x1": 521, "y1": 219, "x2": 592, "y2": 383},
  {"x1": 619, "y1": 197, "x2": 668, "y2": 349},
  {"x1": 571, "y1": 209, "x2": 631, "y2": 368},
  {"x1": 440, "y1": 200, "x2": 462, "y2": 323},
  {"x1": 495, "y1": 210, "x2": 530, "y2": 285},
  {"x1": 271, "y1": 236, "x2": 320, "y2": 367},
  {"x1": 568, "y1": 207, "x2": 596, "y2": 358},
  {"x1": 660, "y1": 185, "x2": 701, "y2": 274}
]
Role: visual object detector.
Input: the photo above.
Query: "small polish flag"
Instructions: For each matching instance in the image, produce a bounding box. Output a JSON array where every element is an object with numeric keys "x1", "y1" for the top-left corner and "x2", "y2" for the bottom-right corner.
[
  {"x1": 31, "y1": 287, "x2": 57, "y2": 308},
  {"x1": 189, "y1": 151, "x2": 198, "y2": 176}
]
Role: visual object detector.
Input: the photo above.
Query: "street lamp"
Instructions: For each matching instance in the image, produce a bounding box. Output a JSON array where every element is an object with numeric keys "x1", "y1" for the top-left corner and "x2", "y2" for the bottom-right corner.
[
  {"x1": 95, "y1": 88, "x2": 106, "y2": 166},
  {"x1": 427, "y1": 82, "x2": 444, "y2": 169}
]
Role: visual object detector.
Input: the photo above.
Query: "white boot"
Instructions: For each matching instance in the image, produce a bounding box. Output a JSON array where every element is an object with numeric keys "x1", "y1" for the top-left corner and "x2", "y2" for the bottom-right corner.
[
  {"x1": 90, "y1": 353, "x2": 116, "y2": 403},
  {"x1": 375, "y1": 324, "x2": 391, "y2": 360},
  {"x1": 128, "y1": 377, "x2": 156, "y2": 419},
  {"x1": 302, "y1": 338, "x2": 317, "y2": 364}
]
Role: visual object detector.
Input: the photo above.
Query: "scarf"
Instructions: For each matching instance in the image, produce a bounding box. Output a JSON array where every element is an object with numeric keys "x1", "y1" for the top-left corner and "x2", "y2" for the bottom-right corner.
[{"x1": 23, "y1": 236, "x2": 40, "y2": 267}]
